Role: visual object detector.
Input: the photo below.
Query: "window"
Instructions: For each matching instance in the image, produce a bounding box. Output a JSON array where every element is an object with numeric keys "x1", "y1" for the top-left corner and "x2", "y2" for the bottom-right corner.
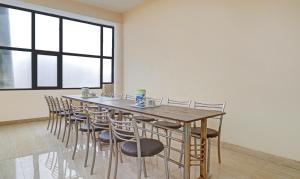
[
  {"x1": 103, "y1": 27, "x2": 113, "y2": 57},
  {"x1": 0, "y1": 49, "x2": 32, "y2": 89},
  {"x1": 0, "y1": 7, "x2": 31, "y2": 49},
  {"x1": 103, "y1": 58, "x2": 112, "y2": 83},
  {"x1": 0, "y1": 4, "x2": 114, "y2": 90},
  {"x1": 35, "y1": 14, "x2": 59, "y2": 52},
  {"x1": 63, "y1": 19, "x2": 101, "y2": 55},
  {"x1": 63, "y1": 55, "x2": 100, "y2": 88},
  {"x1": 37, "y1": 54, "x2": 58, "y2": 87}
]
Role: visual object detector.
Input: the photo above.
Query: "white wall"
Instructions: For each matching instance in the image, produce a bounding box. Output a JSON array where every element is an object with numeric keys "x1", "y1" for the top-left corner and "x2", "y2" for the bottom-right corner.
[
  {"x1": 0, "y1": 0, "x2": 123, "y2": 121},
  {"x1": 123, "y1": 0, "x2": 300, "y2": 161}
]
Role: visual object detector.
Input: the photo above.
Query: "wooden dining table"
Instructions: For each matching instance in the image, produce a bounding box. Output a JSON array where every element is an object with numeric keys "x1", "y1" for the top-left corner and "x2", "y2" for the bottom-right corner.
[{"x1": 63, "y1": 95, "x2": 225, "y2": 179}]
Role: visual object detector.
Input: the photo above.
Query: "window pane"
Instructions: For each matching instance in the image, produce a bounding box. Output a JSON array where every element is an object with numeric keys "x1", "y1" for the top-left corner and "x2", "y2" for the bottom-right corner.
[
  {"x1": 103, "y1": 27, "x2": 113, "y2": 57},
  {"x1": 35, "y1": 14, "x2": 59, "y2": 51},
  {"x1": 63, "y1": 55, "x2": 100, "y2": 88},
  {"x1": 0, "y1": 7, "x2": 31, "y2": 48},
  {"x1": 37, "y1": 55, "x2": 57, "y2": 87},
  {"x1": 0, "y1": 49, "x2": 31, "y2": 89},
  {"x1": 63, "y1": 20, "x2": 100, "y2": 55},
  {"x1": 103, "y1": 58, "x2": 112, "y2": 83}
]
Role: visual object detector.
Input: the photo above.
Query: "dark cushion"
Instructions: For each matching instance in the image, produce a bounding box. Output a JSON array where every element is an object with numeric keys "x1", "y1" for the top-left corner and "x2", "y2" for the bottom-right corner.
[
  {"x1": 133, "y1": 116, "x2": 155, "y2": 122},
  {"x1": 154, "y1": 121, "x2": 182, "y2": 129},
  {"x1": 99, "y1": 130, "x2": 134, "y2": 143},
  {"x1": 79, "y1": 124, "x2": 105, "y2": 132},
  {"x1": 115, "y1": 112, "x2": 132, "y2": 116},
  {"x1": 121, "y1": 138, "x2": 164, "y2": 157},
  {"x1": 68, "y1": 116, "x2": 86, "y2": 122},
  {"x1": 191, "y1": 127, "x2": 219, "y2": 138}
]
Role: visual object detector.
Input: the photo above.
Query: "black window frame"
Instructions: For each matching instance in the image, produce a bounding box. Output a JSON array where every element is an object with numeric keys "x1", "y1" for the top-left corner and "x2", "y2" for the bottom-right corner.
[{"x1": 0, "y1": 3, "x2": 114, "y2": 91}]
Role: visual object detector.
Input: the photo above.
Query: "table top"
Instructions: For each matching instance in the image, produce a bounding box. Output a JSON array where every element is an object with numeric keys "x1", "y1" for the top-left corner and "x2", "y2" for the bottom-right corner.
[{"x1": 63, "y1": 95, "x2": 225, "y2": 123}]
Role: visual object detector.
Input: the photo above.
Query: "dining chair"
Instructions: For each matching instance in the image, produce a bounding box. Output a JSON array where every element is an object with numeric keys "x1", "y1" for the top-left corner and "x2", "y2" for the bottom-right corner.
[
  {"x1": 54, "y1": 97, "x2": 67, "y2": 140},
  {"x1": 88, "y1": 108, "x2": 110, "y2": 174},
  {"x1": 153, "y1": 98, "x2": 191, "y2": 162},
  {"x1": 133, "y1": 97, "x2": 163, "y2": 137},
  {"x1": 44, "y1": 95, "x2": 54, "y2": 130},
  {"x1": 60, "y1": 99, "x2": 87, "y2": 147},
  {"x1": 72, "y1": 104, "x2": 109, "y2": 167},
  {"x1": 114, "y1": 94, "x2": 135, "y2": 117},
  {"x1": 107, "y1": 115, "x2": 169, "y2": 179},
  {"x1": 49, "y1": 96, "x2": 59, "y2": 134},
  {"x1": 191, "y1": 101, "x2": 226, "y2": 173}
]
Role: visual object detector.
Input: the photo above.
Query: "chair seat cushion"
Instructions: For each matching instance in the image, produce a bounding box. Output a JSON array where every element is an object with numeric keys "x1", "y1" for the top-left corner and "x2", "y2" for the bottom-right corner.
[
  {"x1": 191, "y1": 127, "x2": 219, "y2": 138},
  {"x1": 115, "y1": 112, "x2": 132, "y2": 116},
  {"x1": 79, "y1": 124, "x2": 104, "y2": 132},
  {"x1": 121, "y1": 138, "x2": 164, "y2": 157},
  {"x1": 133, "y1": 116, "x2": 155, "y2": 122},
  {"x1": 99, "y1": 130, "x2": 133, "y2": 143},
  {"x1": 154, "y1": 121, "x2": 182, "y2": 129}
]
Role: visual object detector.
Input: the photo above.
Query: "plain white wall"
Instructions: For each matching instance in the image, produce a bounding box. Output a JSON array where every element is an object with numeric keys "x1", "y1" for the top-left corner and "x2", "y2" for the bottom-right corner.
[
  {"x1": 0, "y1": 0, "x2": 123, "y2": 121},
  {"x1": 123, "y1": 0, "x2": 300, "y2": 161}
]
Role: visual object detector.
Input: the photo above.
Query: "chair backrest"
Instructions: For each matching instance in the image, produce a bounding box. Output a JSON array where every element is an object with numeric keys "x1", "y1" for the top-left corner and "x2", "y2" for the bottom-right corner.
[
  {"x1": 49, "y1": 96, "x2": 57, "y2": 112},
  {"x1": 194, "y1": 101, "x2": 226, "y2": 134},
  {"x1": 167, "y1": 98, "x2": 191, "y2": 108},
  {"x1": 125, "y1": 94, "x2": 135, "y2": 100},
  {"x1": 60, "y1": 98, "x2": 71, "y2": 115},
  {"x1": 86, "y1": 107, "x2": 109, "y2": 129},
  {"x1": 146, "y1": 97, "x2": 163, "y2": 105},
  {"x1": 54, "y1": 97, "x2": 63, "y2": 113},
  {"x1": 44, "y1": 95, "x2": 52, "y2": 112},
  {"x1": 108, "y1": 114, "x2": 140, "y2": 144}
]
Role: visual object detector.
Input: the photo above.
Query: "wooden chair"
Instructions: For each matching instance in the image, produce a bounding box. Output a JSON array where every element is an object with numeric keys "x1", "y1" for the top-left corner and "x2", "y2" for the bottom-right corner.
[{"x1": 191, "y1": 101, "x2": 226, "y2": 173}]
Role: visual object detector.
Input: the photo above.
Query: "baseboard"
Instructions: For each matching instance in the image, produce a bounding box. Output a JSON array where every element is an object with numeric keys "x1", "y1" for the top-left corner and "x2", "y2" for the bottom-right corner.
[
  {"x1": 216, "y1": 141, "x2": 300, "y2": 170},
  {"x1": 0, "y1": 117, "x2": 48, "y2": 126}
]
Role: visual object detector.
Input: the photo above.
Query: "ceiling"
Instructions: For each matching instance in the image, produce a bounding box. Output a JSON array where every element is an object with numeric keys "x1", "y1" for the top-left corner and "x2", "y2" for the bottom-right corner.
[{"x1": 74, "y1": 0, "x2": 145, "y2": 13}]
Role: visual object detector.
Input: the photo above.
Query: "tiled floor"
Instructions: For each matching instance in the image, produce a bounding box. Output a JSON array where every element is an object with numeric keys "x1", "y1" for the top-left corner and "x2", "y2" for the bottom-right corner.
[{"x1": 0, "y1": 121, "x2": 299, "y2": 179}]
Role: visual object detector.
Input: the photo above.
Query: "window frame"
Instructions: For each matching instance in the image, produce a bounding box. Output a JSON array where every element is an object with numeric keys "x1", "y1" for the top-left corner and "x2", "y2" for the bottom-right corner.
[{"x1": 0, "y1": 3, "x2": 114, "y2": 91}]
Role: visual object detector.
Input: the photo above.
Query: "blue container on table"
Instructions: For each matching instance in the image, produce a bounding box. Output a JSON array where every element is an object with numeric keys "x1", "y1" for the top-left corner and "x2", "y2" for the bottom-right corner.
[{"x1": 135, "y1": 89, "x2": 146, "y2": 107}]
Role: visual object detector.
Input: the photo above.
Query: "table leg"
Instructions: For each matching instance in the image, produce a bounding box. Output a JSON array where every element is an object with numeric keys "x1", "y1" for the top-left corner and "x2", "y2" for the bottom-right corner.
[
  {"x1": 183, "y1": 122, "x2": 191, "y2": 179},
  {"x1": 199, "y1": 118, "x2": 208, "y2": 179}
]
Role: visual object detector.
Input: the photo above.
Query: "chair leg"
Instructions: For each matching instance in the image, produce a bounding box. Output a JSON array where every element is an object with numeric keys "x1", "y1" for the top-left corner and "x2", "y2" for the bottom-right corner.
[
  {"x1": 150, "y1": 124, "x2": 154, "y2": 139},
  {"x1": 72, "y1": 121, "x2": 79, "y2": 159},
  {"x1": 113, "y1": 143, "x2": 119, "y2": 179},
  {"x1": 137, "y1": 156, "x2": 142, "y2": 179},
  {"x1": 163, "y1": 148, "x2": 170, "y2": 179},
  {"x1": 57, "y1": 116, "x2": 63, "y2": 139},
  {"x1": 47, "y1": 113, "x2": 51, "y2": 130},
  {"x1": 106, "y1": 137, "x2": 113, "y2": 179},
  {"x1": 50, "y1": 113, "x2": 55, "y2": 133},
  {"x1": 62, "y1": 120, "x2": 68, "y2": 142},
  {"x1": 66, "y1": 120, "x2": 72, "y2": 147},
  {"x1": 84, "y1": 131, "x2": 90, "y2": 167},
  {"x1": 167, "y1": 130, "x2": 172, "y2": 158},
  {"x1": 118, "y1": 143, "x2": 123, "y2": 163},
  {"x1": 157, "y1": 127, "x2": 160, "y2": 140},
  {"x1": 218, "y1": 136, "x2": 221, "y2": 163},
  {"x1": 194, "y1": 137, "x2": 197, "y2": 156},
  {"x1": 179, "y1": 133, "x2": 184, "y2": 168},
  {"x1": 142, "y1": 122, "x2": 146, "y2": 138},
  {"x1": 54, "y1": 114, "x2": 59, "y2": 135},
  {"x1": 142, "y1": 157, "x2": 147, "y2": 177},
  {"x1": 207, "y1": 138, "x2": 211, "y2": 174},
  {"x1": 90, "y1": 129, "x2": 96, "y2": 174}
]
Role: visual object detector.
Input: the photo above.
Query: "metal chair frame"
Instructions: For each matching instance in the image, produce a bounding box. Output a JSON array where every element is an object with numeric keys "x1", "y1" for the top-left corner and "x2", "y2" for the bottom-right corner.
[
  {"x1": 191, "y1": 101, "x2": 226, "y2": 174},
  {"x1": 107, "y1": 113, "x2": 169, "y2": 179},
  {"x1": 153, "y1": 98, "x2": 191, "y2": 166}
]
